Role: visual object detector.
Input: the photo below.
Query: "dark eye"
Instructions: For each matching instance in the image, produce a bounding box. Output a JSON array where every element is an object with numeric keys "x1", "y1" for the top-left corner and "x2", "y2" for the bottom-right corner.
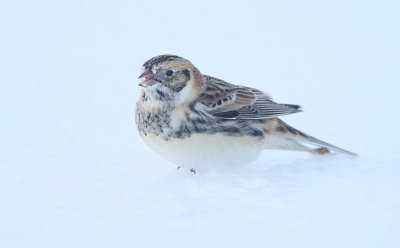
[{"x1": 165, "y1": 70, "x2": 174, "y2": 76}]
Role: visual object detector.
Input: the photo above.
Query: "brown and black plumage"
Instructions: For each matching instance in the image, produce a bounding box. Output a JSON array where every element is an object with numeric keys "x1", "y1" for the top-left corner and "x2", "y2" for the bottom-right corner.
[{"x1": 135, "y1": 55, "x2": 356, "y2": 172}]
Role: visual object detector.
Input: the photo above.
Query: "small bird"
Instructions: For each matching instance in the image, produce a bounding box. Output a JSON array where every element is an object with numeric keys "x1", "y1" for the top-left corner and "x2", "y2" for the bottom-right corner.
[{"x1": 135, "y1": 55, "x2": 356, "y2": 173}]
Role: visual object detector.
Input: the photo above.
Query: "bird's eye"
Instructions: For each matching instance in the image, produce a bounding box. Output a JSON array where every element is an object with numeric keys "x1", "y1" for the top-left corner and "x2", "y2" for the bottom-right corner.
[{"x1": 165, "y1": 70, "x2": 174, "y2": 76}]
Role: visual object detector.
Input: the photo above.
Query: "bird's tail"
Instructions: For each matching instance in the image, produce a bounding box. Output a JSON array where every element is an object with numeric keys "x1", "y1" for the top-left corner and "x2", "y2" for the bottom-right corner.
[{"x1": 272, "y1": 119, "x2": 357, "y2": 156}]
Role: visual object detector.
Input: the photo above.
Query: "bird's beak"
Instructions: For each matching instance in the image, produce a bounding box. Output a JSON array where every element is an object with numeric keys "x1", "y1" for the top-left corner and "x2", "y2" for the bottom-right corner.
[{"x1": 138, "y1": 69, "x2": 158, "y2": 87}]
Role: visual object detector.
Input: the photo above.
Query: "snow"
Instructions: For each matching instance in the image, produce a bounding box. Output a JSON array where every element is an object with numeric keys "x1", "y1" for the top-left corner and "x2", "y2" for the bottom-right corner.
[{"x1": 1, "y1": 0, "x2": 399, "y2": 247}]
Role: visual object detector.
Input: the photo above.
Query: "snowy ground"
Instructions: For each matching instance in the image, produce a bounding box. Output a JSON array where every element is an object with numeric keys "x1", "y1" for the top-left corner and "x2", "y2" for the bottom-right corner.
[{"x1": 1, "y1": 1, "x2": 399, "y2": 247}]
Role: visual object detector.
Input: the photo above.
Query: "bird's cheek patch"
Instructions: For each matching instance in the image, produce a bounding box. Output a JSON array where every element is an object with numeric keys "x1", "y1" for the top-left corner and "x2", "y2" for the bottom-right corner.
[{"x1": 166, "y1": 81, "x2": 186, "y2": 92}]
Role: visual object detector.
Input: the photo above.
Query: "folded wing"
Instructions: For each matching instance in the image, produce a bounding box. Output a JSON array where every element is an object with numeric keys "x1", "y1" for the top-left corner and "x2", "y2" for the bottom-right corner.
[{"x1": 199, "y1": 75, "x2": 301, "y2": 119}]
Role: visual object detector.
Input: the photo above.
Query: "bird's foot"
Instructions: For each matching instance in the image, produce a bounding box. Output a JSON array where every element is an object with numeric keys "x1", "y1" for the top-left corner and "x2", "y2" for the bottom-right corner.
[{"x1": 177, "y1": 166, "x2": 196, "y2": 174}]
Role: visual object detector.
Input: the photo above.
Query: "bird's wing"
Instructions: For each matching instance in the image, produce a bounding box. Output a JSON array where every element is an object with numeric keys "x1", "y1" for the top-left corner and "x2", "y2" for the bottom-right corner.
[{"x1": 198, "y1": 75, "x2": 301, "y2": 119}]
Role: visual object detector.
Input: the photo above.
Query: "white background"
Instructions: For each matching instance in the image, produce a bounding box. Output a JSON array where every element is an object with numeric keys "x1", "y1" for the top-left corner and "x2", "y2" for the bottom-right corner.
[{"x1": 1, "y1": 0, "x2": 399, "y2": 247}]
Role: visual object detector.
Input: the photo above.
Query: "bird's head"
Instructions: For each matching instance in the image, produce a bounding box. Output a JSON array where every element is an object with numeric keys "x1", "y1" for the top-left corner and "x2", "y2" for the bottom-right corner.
[{"x1": 138, "y1": 55, "x2": 205, "y2": 103}]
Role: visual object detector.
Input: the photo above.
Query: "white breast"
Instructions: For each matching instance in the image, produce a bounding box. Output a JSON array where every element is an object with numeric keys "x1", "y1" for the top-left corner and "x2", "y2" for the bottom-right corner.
[{"x1": 140, "y1": 133, "x2": 264, "y2": 172}]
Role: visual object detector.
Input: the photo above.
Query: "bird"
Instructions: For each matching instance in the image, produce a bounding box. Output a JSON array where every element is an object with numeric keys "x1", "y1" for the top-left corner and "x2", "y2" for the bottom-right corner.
[{"x1": 135, "y1": 54, "x2": 356, "y2": 173}]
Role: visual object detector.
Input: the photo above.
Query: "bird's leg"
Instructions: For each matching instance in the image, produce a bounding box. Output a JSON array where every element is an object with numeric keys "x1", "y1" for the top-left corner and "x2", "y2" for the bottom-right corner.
[{"x1": 190, "y1": 168, "x2": 196, "y2": 174}]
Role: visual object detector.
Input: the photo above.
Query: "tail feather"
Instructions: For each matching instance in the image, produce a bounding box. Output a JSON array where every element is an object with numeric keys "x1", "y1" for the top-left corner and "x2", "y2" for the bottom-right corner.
[
  {"x1": 299, "y1": 135, "x2": 358, "y2": 156},
  {"x1": 275, "y1": 119, "x2": 357, "y2": 156}
]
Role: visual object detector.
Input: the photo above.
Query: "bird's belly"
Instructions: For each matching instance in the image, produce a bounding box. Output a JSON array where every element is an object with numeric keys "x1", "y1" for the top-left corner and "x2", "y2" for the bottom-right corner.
[{"x1": 140, "y1": 133, "x2": 264, "y2": 172}]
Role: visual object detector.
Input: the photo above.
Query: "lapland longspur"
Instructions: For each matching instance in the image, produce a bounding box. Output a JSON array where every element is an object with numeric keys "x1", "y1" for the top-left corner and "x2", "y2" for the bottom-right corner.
[{"x1": 135, "y1": 55, "x2": 356, "y2": 173}]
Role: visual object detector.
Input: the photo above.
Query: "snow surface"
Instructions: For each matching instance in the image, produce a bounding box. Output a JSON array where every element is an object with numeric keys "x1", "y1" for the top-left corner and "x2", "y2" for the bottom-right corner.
[{"x1": 1, "y1": 0, "x2": 399, "y2": 247}]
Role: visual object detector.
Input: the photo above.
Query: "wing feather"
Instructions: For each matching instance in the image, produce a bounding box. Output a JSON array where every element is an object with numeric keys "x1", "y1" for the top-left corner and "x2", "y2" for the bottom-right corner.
[{"x1": 199, "y1": 75, "x2": 301, "y2": 119}]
